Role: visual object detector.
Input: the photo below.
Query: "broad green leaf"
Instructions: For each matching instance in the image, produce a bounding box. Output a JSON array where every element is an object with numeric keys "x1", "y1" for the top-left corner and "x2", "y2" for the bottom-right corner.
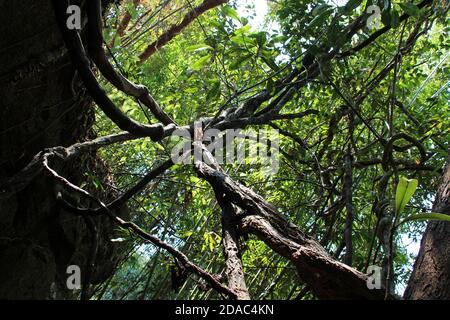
[
  {"x1": 399, "y1": 2, "x2": 420, "y2": 16},
  {"x1": 235, "y1": 25, "x2": 252, "y2": 36},
  {"x1": 308, "y1": 8, "x2": 334, "y2": 28},
  {"x1": 206, "y1": 81, "x2": 221, "y2": 101},
  {"x1": 395, "y1": 176, "x2": 418, "y2": 214},
  {"x1": 398, "y1": 212, "x2": 450, "y2": 226},
  {"x1": 186, "y1": 44, "x2": 213, "y2": 52},
  {"x1": 344, "y1": 0, "x2": 361, "y2": 11},
  {"x1": 222, "y1": 5, "x2": 240, "y2": 21},
  {"x1": 391, "y1": 9, "x2": 400, "y2": 28},
  {"x1": 191, "y1": 54, "x2": 211, "y2": 70},
  {"x1": 229, "y1": 53, "x2": 252, "y2": 70}
]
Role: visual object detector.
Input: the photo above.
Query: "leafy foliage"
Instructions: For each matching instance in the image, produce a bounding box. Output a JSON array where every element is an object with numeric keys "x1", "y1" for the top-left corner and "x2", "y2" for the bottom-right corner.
[{"x1": 89, "y1": 0, "x2": 449, "y2": 299}]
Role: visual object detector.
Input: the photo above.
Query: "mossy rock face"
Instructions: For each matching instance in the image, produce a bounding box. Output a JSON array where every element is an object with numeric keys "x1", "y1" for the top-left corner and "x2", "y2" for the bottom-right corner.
[{"x1": 0, "y1": 0, "x2": 126, "y2": 299}]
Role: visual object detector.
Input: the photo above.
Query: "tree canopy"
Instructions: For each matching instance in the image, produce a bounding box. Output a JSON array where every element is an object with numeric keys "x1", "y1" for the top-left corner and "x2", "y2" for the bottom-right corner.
[{"x1": 2, "y1": 0, "x2": 448, "y2": 300}]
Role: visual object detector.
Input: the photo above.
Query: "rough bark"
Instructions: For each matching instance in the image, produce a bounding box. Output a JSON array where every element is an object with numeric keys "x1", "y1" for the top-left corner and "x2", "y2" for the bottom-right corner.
[
  {"x1": 86, "y1": 0, "x2": 175, "y2": 125},
  {"x1": 0, "y1": 0, "x2": 126, "y2": 299},
  {"x1": 194, "y1": 155, "x2": 386, "y2": 299},
  {"x1": 138, "y1": 0, "x2": 227, "y2": 63},
  {"x1": 221, "y1": 200, "x2": 251, "y2": 300},
  {"x1": 404, "y1": 153, "x2": 450, "y2": 299},
  {"x1": 343, "y1": 150, "x2": 354, "y2": 266},
  {"x1": 239, "y1": 215, "x2": 382, "y2": 299}
]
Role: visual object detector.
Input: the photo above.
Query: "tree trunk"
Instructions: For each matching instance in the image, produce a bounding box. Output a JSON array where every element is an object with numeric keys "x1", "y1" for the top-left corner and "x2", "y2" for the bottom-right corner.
[
  {"x1": 0, "y1": 0, "x2": 125, "y2": 299},
  {"x1": 404, "y1": 153, "x2": 450, "y2": 299},
  {"x1": 221, "y1": 200, "x2": 251, "y2": 300}
]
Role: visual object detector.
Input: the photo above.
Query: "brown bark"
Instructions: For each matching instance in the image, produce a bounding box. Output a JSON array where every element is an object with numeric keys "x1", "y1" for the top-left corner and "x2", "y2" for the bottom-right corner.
[
  {"x1": 404, "y1": 153, "x2": 450, "y2": 299},
  {"x1": 117, "y1": 0, "x2": 141, "y2": 37},
  {"x1": 194, "y1": 149, "x2": 386, "y2": 299},
  {"x1": 239, "y1": 215, "x2": 382, "y2": 299},
  {"x1": 138, "y1": 0, "x2": 227, "y2": 63},
  {"x1": 86, "y1": 0, "x2": 176, "y2": 126},
  {"x1": 0, "y1": 0, "x2": 126, "y2": 299},
  {"x1": 343, "y1": 149, "x2": 354, "y2": 266},
  {"x1": 221, "y1": 200, "x2": 251, "y2": 300},
  {"x1": 52, "y1": 0, "x2": 166, "y2": 139}
]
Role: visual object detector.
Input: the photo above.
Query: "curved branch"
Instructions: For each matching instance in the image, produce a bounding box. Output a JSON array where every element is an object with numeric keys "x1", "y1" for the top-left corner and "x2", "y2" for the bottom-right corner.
[
  {"x1": 86, "y1": 0, "x2": 176, "y2": 125},
  {"x1": 193, "y1": 144, "x2": 387, "y2": 299},
  {"x1": 1, "y1": 132, "x2": 141, "y2": 200},
  {"x1": 52, "y1": 0, "x2": 167, "y2": 140},
  {"x1": 382, "y1": 133, "x2": 427, "y2": 171},
  {"x1": 46, "y1": 160, "x2": 238, "y2": 299}
]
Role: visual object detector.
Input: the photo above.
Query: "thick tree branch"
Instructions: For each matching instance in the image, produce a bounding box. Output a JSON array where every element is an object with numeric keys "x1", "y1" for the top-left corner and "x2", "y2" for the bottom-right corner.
[
  {"x1": 193, "y1": 144, "x2": 386, "y2": 299},
  {"x1": 52, "y1": 0, "x2": 170, "y2": 139},
  {"x1": 239, "y1": 214, "x2": 384, "y2": 299},
  {"x1": 218, "y1": 197, "x2": 251, "y2": 300},
  {"x1": 86, "y1": 0, "x2": 176, "y2": 125},
  {"x1": 0, "y1": 133, "x2": 141, "y2": 199}
]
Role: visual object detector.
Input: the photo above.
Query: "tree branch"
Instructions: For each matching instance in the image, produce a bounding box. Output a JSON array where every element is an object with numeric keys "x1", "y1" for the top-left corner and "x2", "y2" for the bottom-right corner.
[
  {"x1": 193, "y1": 144, "x2": 387, "y2": 299},
  {"x1": 45, "y1": 158, "x2": 238, "y2": 299},
  {"x1": 52, "y1": 0, "x2": 170, "y2": 139},
  {"x1": 86, "y1": 0, "x2": 176, "y2": 125},
  {"x1": 138, "y1": 0, "x2": 228, "y2": 63}
]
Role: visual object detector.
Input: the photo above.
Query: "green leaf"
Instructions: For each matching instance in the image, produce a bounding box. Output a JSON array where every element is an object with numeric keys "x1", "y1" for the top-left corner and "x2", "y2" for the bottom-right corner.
[
  {"x1": 391, "y1": 9, "x2": 400, "y2": 28},
  {"x1": 181, "y1": 231, "x2": 194, "y2": 238},
  {"x1": 186, "y1": 44, "x2": 213, "y2": 52},
  {"x1": 155, "y1": 143, "x2": 165, "y2": 151},
  {"x1": 398, "y1": 212, "x2": 450, "y2": 226},
  {"x1": 381, "y1": 9, "x2": 391, "y2": 27},
  {"x1": 344, "y1": 0, "x2": 361, "y2": 11},
  {"x1": 261, "y1": 55, "x2": 279, "y2": 71},
  {"x1": 398, "y1": 2, "x2": 420, "y2": 16},
  {"x1": 234, "y1": 25, "x2": 252, "y2": 36},
  {"x1": 191, "y1": 54, "x2": 211, "y2": 70},
  {"x1": 313, "y1": 4, "x2": 331, "y2": 16},
  {"x1": 395, "y1": 176, "x2": 418, "y2": 214},
  {"x1": 206, "y1": 81, "x2": 221, "y2": 101},
  {"x1": 254, "y1": 32, "x2": 267, "y2": 47},
  {"x1": 222, "y1": 5, "x2": 240, "y2": 21},
  {"x1": 229, "y1": 53, "x2": 252, "y2": 70},
  {"x1": 308, "y1": 7, "x2": 334, "y2": 28},
  {"x1": 126, "y1": 1, "x2": 138, "y2": 18}
]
